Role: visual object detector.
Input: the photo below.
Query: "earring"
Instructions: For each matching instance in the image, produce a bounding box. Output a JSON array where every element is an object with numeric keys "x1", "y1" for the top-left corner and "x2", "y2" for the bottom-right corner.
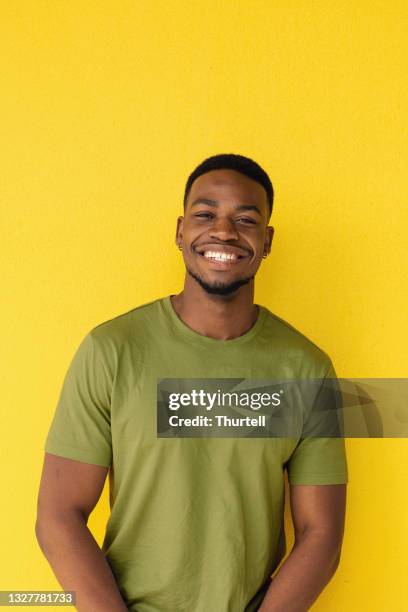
[
  {"x1": 262, "y1": 253, "x2": 267, "y2": 259},
  {"x1": 178, "y1": 244, "x2": 183, "y2": 251}
]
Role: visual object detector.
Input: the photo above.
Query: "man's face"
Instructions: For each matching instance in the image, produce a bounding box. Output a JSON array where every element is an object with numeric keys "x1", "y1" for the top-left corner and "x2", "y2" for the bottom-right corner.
[{"x1": 176, "y1": 169, "x2": 274, "y2": 296}]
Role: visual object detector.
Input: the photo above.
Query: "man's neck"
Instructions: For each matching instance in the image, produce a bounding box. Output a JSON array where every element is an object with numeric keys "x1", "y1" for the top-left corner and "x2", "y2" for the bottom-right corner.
[{"x1": 170, "y1": 282, "x2": 259, "y2": 341}]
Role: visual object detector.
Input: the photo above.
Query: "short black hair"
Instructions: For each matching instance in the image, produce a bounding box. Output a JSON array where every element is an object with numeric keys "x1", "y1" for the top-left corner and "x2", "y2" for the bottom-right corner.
[{"x1": 183, "y1": 153, "x2": 274, "y2": 219}]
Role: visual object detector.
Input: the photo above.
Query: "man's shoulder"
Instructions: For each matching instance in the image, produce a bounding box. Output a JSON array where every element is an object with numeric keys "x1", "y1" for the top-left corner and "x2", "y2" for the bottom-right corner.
[
  {"x1": 88, "y1": 295, "x2": 165, "y2": 347},
  {"x1": 260, "y1": 305, "x2": 333, "y2": 375}
]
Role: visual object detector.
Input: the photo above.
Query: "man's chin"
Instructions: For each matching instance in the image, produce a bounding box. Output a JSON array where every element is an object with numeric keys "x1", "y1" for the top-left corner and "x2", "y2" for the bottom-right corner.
[{"x1": 186, "y1": 266, "x2": 253, "y2": 296}]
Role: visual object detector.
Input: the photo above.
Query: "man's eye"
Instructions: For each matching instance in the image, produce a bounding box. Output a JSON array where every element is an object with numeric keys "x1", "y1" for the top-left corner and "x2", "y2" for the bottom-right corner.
[
  {"x1": 238, "y1": 218, "x2": 256, "y2": 224},
  {"x1": 194, "y1": 213, "x2": 255, "y2": 224}
]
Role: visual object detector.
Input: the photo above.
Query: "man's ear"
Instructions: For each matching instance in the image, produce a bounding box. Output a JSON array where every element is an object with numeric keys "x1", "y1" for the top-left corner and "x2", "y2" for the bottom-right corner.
[
  {"x1": 265, "y1": 226, "x2": 274, "y2": 255},
  {"x1": 175, "y1": 215, "x2": 184, "y2": 247}
]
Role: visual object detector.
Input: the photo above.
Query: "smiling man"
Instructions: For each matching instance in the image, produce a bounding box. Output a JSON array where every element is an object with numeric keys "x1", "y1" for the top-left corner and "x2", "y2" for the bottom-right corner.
[{"x1": 36, "y1": 153, "x2": 348, "y2": 612}]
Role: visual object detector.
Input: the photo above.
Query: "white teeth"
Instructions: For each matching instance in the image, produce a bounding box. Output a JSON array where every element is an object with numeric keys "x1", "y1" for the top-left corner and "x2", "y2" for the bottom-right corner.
[{"x1": 203, "y1": 251, "x2": 238, "y2": 261}]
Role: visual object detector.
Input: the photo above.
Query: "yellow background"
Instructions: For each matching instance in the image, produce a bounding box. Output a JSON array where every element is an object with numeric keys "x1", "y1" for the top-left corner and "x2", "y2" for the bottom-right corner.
[{"x1": 1, "y1": 1, "x2": 407, "y2": 610}]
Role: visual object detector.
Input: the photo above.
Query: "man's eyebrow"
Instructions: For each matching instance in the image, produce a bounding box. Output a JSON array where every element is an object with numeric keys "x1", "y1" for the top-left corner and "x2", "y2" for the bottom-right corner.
[{"x1": 190, "y1": 198, "x2": 262, "y2": 216}]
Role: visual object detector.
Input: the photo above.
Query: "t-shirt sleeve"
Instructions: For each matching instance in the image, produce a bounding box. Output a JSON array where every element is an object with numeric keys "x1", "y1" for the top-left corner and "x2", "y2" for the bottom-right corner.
[
  {"x1": 44, "y1": 331, "x2": 113, "y2": 467},
  {"x1": 285, "y1": 360, "x2": 348, "y2": 485}
]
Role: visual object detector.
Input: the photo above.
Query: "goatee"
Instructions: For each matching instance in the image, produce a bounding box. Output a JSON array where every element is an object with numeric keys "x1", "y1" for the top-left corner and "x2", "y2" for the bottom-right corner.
[{"x1": 186, "y1": 265, "x2": 254, "y2": 296}]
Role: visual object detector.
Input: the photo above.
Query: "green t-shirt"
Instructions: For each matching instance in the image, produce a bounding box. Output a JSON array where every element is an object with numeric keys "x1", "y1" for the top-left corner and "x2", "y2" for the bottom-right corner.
[{"x1": 44, "y1": 295, "x2": 348, "y2": 612}]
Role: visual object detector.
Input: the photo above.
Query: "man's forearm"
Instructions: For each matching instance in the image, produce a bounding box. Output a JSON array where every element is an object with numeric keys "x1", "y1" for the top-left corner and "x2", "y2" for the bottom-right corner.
[
  {"x1": 35, "y1": 511, "x2": 128, "y2": 612},
  {"x1": 258, "y1": 530, "x2": 342, "y2": 612}
]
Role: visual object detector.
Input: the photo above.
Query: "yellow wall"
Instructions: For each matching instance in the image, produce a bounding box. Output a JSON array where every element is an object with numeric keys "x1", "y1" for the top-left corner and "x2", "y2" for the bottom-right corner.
[{"x1": 1, "y1": 2, "x2": 407, "y2": 610}]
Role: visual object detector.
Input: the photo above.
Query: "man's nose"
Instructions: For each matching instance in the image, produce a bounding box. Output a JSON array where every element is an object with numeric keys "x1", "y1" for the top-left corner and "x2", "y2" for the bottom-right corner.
[{"x1": 209, "y1": 216, "x2": 239, "y2": 240}]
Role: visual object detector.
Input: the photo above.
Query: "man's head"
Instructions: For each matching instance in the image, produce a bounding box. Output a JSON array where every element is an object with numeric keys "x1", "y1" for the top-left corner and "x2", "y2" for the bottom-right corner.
[{"x1": 176, "y1": 153, "x2": 274, "y2": 296}]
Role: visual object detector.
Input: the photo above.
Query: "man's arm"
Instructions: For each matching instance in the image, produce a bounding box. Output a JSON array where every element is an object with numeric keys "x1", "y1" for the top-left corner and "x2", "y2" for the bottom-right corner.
[
  {"x1": 35, "y1": 452, "x2": 128, "y2": 612},
  {"x1": 258, "y1": 483, "x2": 347, "y2": 612}
]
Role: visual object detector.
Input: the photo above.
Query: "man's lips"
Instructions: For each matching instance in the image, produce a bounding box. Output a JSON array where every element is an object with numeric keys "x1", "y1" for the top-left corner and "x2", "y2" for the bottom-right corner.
[
  {"x1": 192, "y1": 244, "x2": 251, "y2": 268},
  {"x1": 193, "y1": 245, "x2": 250, "y2": 258}
]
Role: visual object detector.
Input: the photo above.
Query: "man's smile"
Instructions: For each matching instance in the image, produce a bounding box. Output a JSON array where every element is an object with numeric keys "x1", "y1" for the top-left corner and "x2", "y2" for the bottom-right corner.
[{"x1": 193, "y1": 244, "x2": 251, "y2": 269}]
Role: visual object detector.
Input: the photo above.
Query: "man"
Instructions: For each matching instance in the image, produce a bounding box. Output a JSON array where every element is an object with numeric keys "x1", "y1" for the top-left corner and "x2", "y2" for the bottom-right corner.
[{"x1": 36, "y1": 153, "x2": 348, "y2": 611}]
